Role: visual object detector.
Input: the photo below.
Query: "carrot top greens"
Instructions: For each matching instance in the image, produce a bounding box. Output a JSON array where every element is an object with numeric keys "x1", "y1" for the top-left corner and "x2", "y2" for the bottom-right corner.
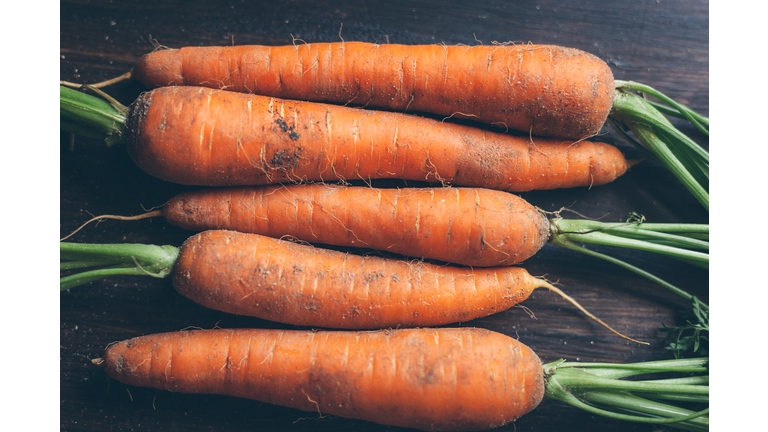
[
  {"x1": 543, "y1": 357, "x2": 709, "y2": 431},
  {"x1": 610, "y1": 81, "x2": 709, "y2": 210},
  {"x1": 548, "y1": 215, "x2": 708, "y2": 359}
]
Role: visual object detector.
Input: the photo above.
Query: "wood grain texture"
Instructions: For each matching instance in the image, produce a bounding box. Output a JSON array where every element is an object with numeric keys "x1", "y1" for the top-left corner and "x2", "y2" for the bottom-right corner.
[{"x1": 60, "y1": 0, "x2": 708, "y2": 431}]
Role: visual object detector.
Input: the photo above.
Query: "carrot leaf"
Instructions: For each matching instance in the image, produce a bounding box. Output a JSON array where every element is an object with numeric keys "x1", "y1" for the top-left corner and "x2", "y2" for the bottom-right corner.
[{"x1": 660, "y1": 296, "x2": 709, "y2": 359}]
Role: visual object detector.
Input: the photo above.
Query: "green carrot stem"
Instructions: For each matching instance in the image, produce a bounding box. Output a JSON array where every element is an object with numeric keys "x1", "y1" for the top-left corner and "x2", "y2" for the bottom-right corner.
[
  {"x1": 60, "y1": 266, "x2": 154, "y2": 291},
  {"x1": 633, "y1": 124, "x2": 709, "y2": 209},
  {"x1": 555, "y1": 230, "x2": 708, "y2": 264},
  {"x1": 60, "y1": 242, "x2": 179, "y2": 291},
  {"x1": 609, "y1": 89, "x2": 709, "y2": 210},
  {"x1": 642, "y1": 376, "x2": 709, "y2": 385},
  {"x1": 549, "y1": 236, "x2": 701, "y2": 304},
  {"x1": 542, "y1": 358, "x2": 708, "y2": 430},
  {"x1": 548, "y1": 218, "x2": 709, "y2": 301},
  {"x1": 578, "y1": 391, "x2": 709, "y2": 431},
  {"x1": 545, "y1": 368, "x2": 708, "y2": 395},
  {"x1": 60, "y1": 259, "x2": 124, "y2": 271},
  {"x1": 581, "y1": 227, "x2": 708, "y2": 250},
  {"x1": 632, "y1": 391, "x2": 709, "y2": 403},
  {"x1": 615, "y1": 80, "x2": 709, "y2": 132},
  {"x1": 646, "y1": 99, "x2": 709, "y2": 128},
  {"x1": 60, "y1": 85, "x2": 128, "y2": 146},
  {"x1": 567, "y1": 228, "x2": 708, "y2": 248},
  {"x1": 552, "y1": 358, "x2": 708, "y2": 378},
  {"x1": 552, "y1": 219, "x2": 709, "y2": 234}
]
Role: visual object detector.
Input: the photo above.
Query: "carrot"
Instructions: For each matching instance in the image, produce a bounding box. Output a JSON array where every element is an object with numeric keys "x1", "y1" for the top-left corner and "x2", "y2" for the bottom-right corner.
[
  {"x1": 163, "y1": 185, "x2": 549, "y2": 267},
  {"x1": 65, "y1": 185, "x2": 549, "y2": 267},
  {"x1": 132, "y1": 43, "x2": 614, "y2": 140},
  {"x1": 62, "y1": 229, "x2": 617, "y2": 333},
  {"x1": 94, "y1": 327, "x2": 710, "y2": 431},
  {"x1": 60, "y1": 85, "x2": 630, "y2": 190},
  {"x1": 100, "y1": 327, "x2": 544, "y2": 431}
]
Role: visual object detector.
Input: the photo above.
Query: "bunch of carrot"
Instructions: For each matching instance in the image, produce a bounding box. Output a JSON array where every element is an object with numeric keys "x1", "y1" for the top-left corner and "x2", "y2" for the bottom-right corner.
[{"x1": 60, "y1": 41, "x2": 709, "y2": 430}]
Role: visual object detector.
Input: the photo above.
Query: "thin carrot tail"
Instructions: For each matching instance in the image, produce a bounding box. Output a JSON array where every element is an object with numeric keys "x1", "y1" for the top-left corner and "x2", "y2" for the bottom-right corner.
[
  {"x1": 627, "y1": 158, "x2": 646, "y2": 168},
  {"x1": 531, "y1": 277, "x2": 648, "y2": 345},
  {"x1": 60, "y1": 71, "x2": 133, "y2": 90},
  {"x1": 60, "y1": 209, "x2": 163, "y2": 242}
]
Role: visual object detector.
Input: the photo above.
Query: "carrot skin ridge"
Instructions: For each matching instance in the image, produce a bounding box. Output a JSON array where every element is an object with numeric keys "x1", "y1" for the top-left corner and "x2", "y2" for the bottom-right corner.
[
  {"x1": 162, "y1": 184, "x2": 550, "y2": 267},
  {"x1": 125, "y1": 85, "x2": 628, "y2": 191},
  {"x1": 132, "y1": 43, "x2": 615, "y2": 140},
  {"x1": 103, "y1": 327, "x2": 545, "y2": 431},
  {"x1": 172, "y1": 230, "x2": 539, "y2": 329}
]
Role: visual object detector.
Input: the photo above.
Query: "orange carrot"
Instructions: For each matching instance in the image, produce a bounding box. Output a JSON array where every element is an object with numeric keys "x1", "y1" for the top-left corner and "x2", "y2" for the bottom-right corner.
[
  {"x1": 99, "y1": 327, "x2": 545, "y2": 431},
  {"x1": 135, "y1": 184, "x2": 548, "y2": 267},
  {"x1": 132, "y1": 42, "x2": 614, "y2": 140},
  {"x1": 64, "y1": 229, "x2": 636, "y2": 340},
  {"x1": 128, "y1": 86, "x2": 626, "y2": 189},
  {"x1": 173, "y1": 230, "x2": 542, "y2": 328},
  {"x1": 62, "y1": 85, "x2": 629, "y2": 190}
]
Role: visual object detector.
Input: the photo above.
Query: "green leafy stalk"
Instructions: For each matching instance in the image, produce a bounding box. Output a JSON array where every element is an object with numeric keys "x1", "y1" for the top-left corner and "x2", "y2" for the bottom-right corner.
[
  {"x1": 60, "y1": 85, "x2": 129, "y2": 147},
  {"x1": 60, "y1": 242, "x2": 179, "y2": 290},
  {"x1": 548, "y1": 217, "x2": 709, "y2": 358},
  {"x1": 549, "y1": 217, "x2": 709, "y2": 300},
  {"x1": 610, "y1": 81, "x2": 709, "y2": 210},
  {"x1": 543, "y1": 358, "x2": 709, "y2": 431}
]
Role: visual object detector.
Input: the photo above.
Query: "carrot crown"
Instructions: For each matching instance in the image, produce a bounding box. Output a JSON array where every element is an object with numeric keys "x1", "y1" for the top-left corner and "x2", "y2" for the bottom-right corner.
[{"x1": 60, "y1": 242, "x2": 179, "y2": 290}]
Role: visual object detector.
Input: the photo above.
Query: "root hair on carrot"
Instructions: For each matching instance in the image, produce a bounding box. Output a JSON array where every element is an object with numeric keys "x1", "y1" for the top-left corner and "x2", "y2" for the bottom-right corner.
[
  {"x1": 491, "y1": 121, "x2": 509, "y2": 133},
  {"x1": 296, "y1": 389, "x2": 329, "y2": 421},
  {"x1": 514, "y1": 304, "x2": 537, "y2": 320},
  {"x1": 552, "y1": 206, "x2": 610, "y2": 221},
  {"x1": 147, "y1": 34, "x2": 171, "y2": 52},
  {"x1": 441, "y1": 111, "x2": 479, "y2": 123},
  {"x1": 60, "y1": 70, "x2": 133, "y2": 90},
  {"x1": 60, "y1": 210, "x2": 163, "y2": 241}
]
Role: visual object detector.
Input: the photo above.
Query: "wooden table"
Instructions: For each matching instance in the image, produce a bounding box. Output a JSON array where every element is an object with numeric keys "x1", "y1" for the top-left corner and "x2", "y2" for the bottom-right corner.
[{"x1": 60, "y1": 1, "x2": 709, "y2": 431}]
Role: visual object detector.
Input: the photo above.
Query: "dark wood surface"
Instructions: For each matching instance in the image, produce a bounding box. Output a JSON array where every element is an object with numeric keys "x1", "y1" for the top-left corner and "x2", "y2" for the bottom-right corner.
[{"x1": 60, "y1": 1, "x2": 709, "y2": 431}]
